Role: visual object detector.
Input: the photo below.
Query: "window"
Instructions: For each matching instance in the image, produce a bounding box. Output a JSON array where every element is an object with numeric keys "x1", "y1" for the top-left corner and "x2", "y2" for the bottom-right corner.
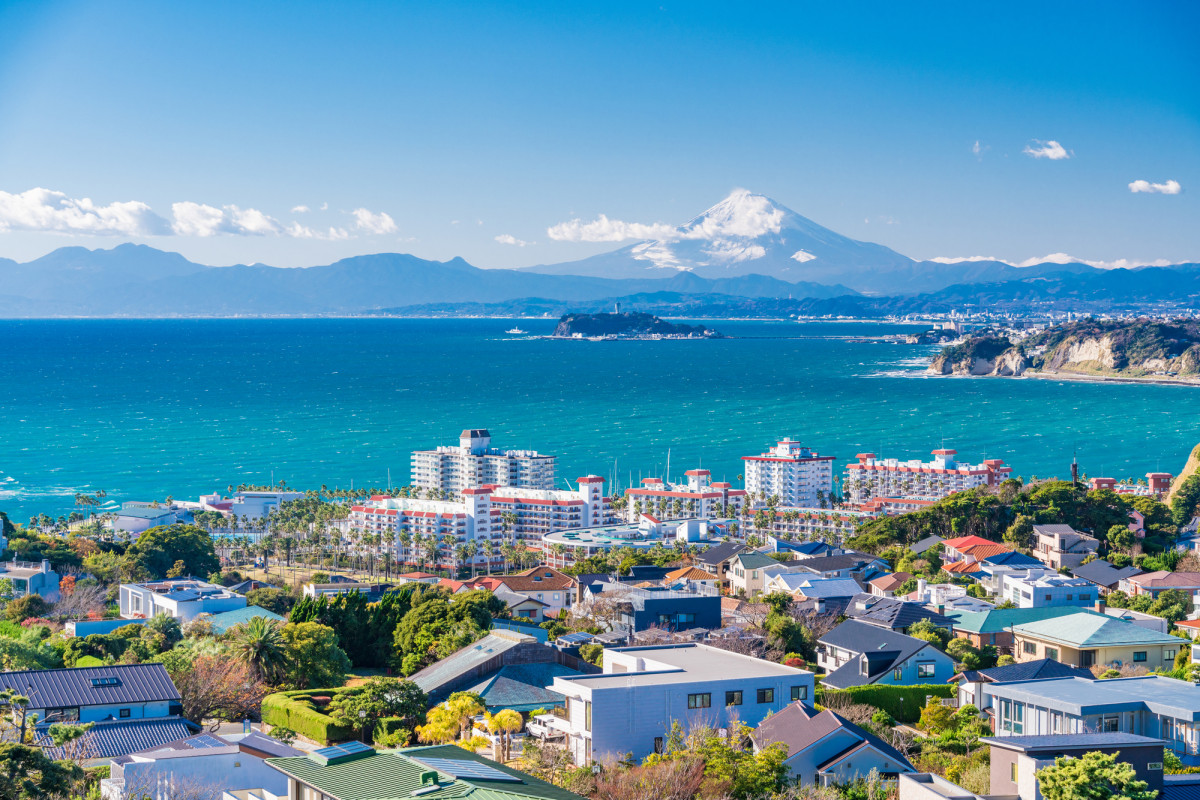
[
  {"x1": 893, "y1": 668, "x2": 902, "y2": 681},
  {"x1": 917, "y1": 663, "x2": 935, "y2": 679},
  {"x1": 1102, "y1": 715, "x2": 1120, "y2": 732},
  {"x1": 757, "y1": 688, "x2": 774, "y2": 704},
  {"x1": 1134, "y1": 651, "x2": 1148, "y2": 663},
  {"x1": 119, "y1": 708, "x2": 131, "y2": 719},
  {"x1": 1045, "y1": 595, "x2": 1052, "y2": 602},
  {"x1": 791, "y1": 686, "x2": 808, "y2": 701},
  {"x1": 688, "y1": 693, "x2": 712, "y2": 709},
  {"x1": 1045, "y1": 647, "x2": 1058, "y2": 661},
  {"x1": 1010, "y1": 762, "x2": 1017, "y2": 782},
  {"x1": 45, "y1": 707, "x2": 80, "y2": 722},
  {"x1": 654, "y1": 737, "x2": 664, "y2": 754},
  {"x1": 1022, "y1": 641, "x2": 1037, "y2": 655},
  {"x1": 1149, "y1": 763, "x2": 1163, "y2": 771},
  {"x1": 1166, "y1": 649, "x2": 1177, "y2": 660},
  {"x1": 585, "y1": 701, "x2": 592, "y2": 732},
  {"x1": 726, "y1": 691, "x2": 743, "y2": 706}
]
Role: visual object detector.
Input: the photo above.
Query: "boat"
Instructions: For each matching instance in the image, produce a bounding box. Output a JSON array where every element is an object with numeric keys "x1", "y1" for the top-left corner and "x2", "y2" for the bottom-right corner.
[{"x1": 505, "y1": 327, "x2": 527, "y2": 335}]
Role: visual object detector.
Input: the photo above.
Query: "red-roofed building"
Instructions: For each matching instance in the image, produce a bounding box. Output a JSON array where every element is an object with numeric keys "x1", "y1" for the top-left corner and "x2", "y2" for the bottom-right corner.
[
  {"x1": 741, "y1": 438, "x2": 835, "y2": 507},
  {"x1": 844, "y1": 449, "x2": 1011, "y2": 505},
  {"x1": 623, "y1": 468, "x2": 748, "y2": 521}
]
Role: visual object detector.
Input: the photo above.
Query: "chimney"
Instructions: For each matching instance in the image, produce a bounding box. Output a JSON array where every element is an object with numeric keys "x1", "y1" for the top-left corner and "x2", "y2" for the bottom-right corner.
[{"x1": 1095, "y1": 598, "x2": 1106, "y2": 613}]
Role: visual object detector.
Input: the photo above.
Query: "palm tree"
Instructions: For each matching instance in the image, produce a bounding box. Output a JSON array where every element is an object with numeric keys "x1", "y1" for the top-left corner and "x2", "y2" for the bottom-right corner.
[{"x1": 228, "y1": 616, "x2": 286, "y2": 683}]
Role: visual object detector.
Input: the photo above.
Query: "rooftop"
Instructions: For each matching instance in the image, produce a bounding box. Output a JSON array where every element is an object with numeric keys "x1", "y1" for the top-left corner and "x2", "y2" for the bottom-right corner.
[
  {"x1": 1071, "y1": 559, "x2": 1143, "y2": 587},
  {"x1": 980, "y1": 732, "x2": 1166, "y2": 752},
  {"x1": 553, "y1": 643, "x2": 808, "y2": 689},
  {"x1": 986, "y1": 675, "x2": 1200, "y2": 720},
  {"x1": 201, "y1": 605, "x2": 285, "y2": 634},
  {"x1": 1011, "y1": 611, "x2": 1181, "y2": 647},
  {"x1": 944, "y1": 606, "x2": 1098, "y2": 634},
  {"x1": 0, "y1": 663, "x2": 181, "y2": 709}
]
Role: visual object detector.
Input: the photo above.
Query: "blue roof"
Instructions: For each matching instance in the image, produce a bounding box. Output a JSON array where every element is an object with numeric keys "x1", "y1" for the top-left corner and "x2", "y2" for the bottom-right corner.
[
  {"x1": 982, "y1": 551, "x2": 1043, "y2": 567},
  {"x1": 981, "y1": 732, "x2": 1166, "y2": 751},
  {"x1": 42, "y1": 716, "x2": 199, "y2": 760},
  {"x1": 203, "y1": 605, "x2": 284, "y2": 634},
  {"x1": 987, "y1": 675, "x2": 1200, "y2": 721}
]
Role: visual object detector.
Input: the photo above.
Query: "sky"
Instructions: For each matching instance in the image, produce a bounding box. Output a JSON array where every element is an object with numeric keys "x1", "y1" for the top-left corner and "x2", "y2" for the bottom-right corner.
[{"x1": 0, "y1": 1, "x2": 1196, "y2": 270}]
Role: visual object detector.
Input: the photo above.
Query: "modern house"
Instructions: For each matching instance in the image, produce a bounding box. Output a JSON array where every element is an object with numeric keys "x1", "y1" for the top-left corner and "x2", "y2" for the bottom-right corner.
[
  {"x1": 265, "y1": 744, "x2": 585, "y2": 800},
  {"x1": 817, "y1": 620, "x2": 957, "y2": 690},
  {"x1": 695, "y1": 542, "x2": 751, "y2": 587},
  {"x1": 984, "y1": 675, "x2": 1200, "y2": 764},
  {"x1": 663, "y1": 566, "x2": 721, "y2": 590},
  {"x1": 549, "y1": 643, "x2": 814, "y2": 764},
  {"x1": 763, "y1": 574, "x2": 862, "y2": 608},
  {"x1": 582, "y1": 582, "x2": 720, "y2": 632},
  {"x1": 119, "y1": 578, "x2": 247, "y2": 622},
  {"x1": 845, "y1": 595, "x2": 955, "y2": 632},
  {"x1": 102, "y1": 731, "x2": 302, "y2": 800},
  {"x1": 1123, "y1": 571, "x2": 1200, "y2": 602},
  {"x1": 0, "y1": 559, "x2": 61, "y2": 599},
  {"x1": 950, "y1": 657, "x2": 1094, "y2": 711},
  {"x1": 868, "y1": 572, "x2": 911, "y2": 597},
  {"x1": 110, "y1": 504, "x2": 191, "y2": 536},
  {"x1": 1032, "y1": 524, "x2": 1099, "y2": 570},
  {"x1": 997, "y1": 571, "x2": 1099, "y2": 608},
  {"x1": 1070, "y1": 559, "x2": 1143, "y2": 593},
  {"x1": 752, "y1": 702, "x2": 914, "y2": 785},
  {"x1": 1010, "y1": 610, "x2": 1183, "y2": 668}
]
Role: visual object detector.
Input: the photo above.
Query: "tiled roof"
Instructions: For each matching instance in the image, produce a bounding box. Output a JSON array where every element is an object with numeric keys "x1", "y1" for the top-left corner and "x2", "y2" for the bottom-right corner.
[
  {"x1": 910, "y1": 535, "x2": 945, "y2": 554},
  {"x1": 753, "y1": 702, "x2": 913, "y2": 771},
  {"x1": 956, "y1": 543, "x2": 1012, "y2": 560},
  {"x1": 982, "y1": 551, "x2": 1043, "y2": 567},
  {"x1": 0, "y1": 663, "x2": 180, "y2": 709},
  {"x1": 466, "y1": 664, "x2": 581, "y2": 711},
  {"x1": 697, "y1": 542, "x2": 749, "y2": 565},
  {"x1": 267, "y1": 744, "x2": 584, "y2": 800},
  {"x1": 735, "y1": 552, "x2": 778, "y2": 570},
  {"x1": 943, "y1": 535, "x2": 995, "y2": 549},
  {"x1": 43, "y1": 716, "x2": 198, "y2": 760},
  {"x1": 819, "y1": 621, "x2": 933, "y2": 689},
  {"x1": 943, "y1": 561, "x2": 981, "y2": 574},
  {"x1": 869, "y1": 572, "x2": 911, "y2": 591},
  {"x1": 1128, "y1": 571, "x2": 1200, "y2": 589},
  {"x1": 665, "y1": 566, "x2": 719, "y2": 582},
  {"x1": 847, "y1": 595, "x2": 953, "y2": 631},
  {"x1": 203, "y1": 605, "x2": 285, "y2": 634},
  {"x1": 1012, "y1": 612, "x2": 1182, "y2": 647},
  {"x1": 494, "y1": 567, "x2": 575, "y2": 593}
]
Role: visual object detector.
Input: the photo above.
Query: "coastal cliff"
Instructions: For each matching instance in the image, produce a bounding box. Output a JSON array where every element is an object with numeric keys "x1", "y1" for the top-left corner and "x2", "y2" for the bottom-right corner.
[
  {"x1": 928, "y1": 319, "x2": 1200, "y2": 380},
  {"x1": 551, "y1": 312, "x2": 723, "y2": 339}
]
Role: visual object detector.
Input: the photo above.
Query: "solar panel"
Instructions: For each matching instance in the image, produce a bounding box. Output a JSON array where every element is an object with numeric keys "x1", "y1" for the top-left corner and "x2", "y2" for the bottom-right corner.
[
  {"x1": 413, "y1": 757, "x2": 521, "y2": 783},
  {"x1": 308, "y1": 742, "x2": 376, "y2": 766},
  {"x1": 188, "y1": 734, "x2": 226, "y2": 749},
  {"x1": 339, "y1": 740, "x2": 374, "y2": 755}
]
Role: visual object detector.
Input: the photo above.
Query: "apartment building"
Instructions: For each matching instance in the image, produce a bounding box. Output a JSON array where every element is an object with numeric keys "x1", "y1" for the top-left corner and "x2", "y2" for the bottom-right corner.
[
  {"x1": 410, "y1": 429, "x2": 556, "y2": 493},
  {"x1": 742, "y1": 438, "x2": 835, "y2": 507},
  {"x1": 1032, "y1": 524, "x2": 1099, "y2": 570},
  {"x1": 1091, "y1": 473, "x2": 1174, "y2": 497},
  {"x1": 745, "y1": 506, "x2": 875, "y2": 542},
  {"x1": 999, "y1": 571, "x2": 1099, "y2": 608},
  {"x1": 623, "y1": 469, "x2": 748, "y2": 521},
  {"x1": 843, "y1": 449, "x2": 1011, "y2": 505},
  {"x1": 549, "y1": 644, "x2": 814, "y2": 764},
  {"x1": 541, "y1": 517, "x2": 724, "y2": 570}
]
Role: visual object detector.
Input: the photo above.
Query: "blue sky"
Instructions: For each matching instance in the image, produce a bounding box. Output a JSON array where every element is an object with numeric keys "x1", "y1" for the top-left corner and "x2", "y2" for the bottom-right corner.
[{"x1": 0, "y1": 0, "x2": 1196, "y2": 269}]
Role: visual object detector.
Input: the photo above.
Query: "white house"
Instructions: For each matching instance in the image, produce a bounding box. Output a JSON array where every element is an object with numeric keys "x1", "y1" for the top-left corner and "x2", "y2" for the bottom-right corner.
[
  {"x1": 549, "y1": 643, "x2": 814, "y2": 765},
  {"x1": 120, "y1": 579, "x2": 246, "y2": 622},
  {"x1": 111, "y1": 505, "x2": 190, "y2": 535},
  {"x1": 998, "y1": 571, "x2": 1099, "y2": 609},
  {"x1": 0, "y1": 559, "x2": 61, "y2": 600}
]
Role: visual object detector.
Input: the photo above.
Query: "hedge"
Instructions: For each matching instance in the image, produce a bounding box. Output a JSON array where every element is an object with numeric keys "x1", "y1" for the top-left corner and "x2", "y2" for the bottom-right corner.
[
  {"x1": 817, "y1": 683, "x2": 955, "y2": 723},
  {"x1": 374, "y1": 715, "x2": 414, "y2": 747},
  {"x1": 261, "y1": 689, "x2": 354, "y2": 745}
]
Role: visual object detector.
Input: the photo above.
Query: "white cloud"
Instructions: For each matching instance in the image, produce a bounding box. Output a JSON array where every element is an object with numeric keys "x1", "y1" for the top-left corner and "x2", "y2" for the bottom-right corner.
[
  {"x1": 285, "y1": 222, "x2": 350, "y2": 241},
  {"x1": 494, "y1": 234, "x2": 531, "y2": 247},
  {"x1": 352, "y1": 208, "x2": 398, "y2": 235},
  {"x1": 291, "y1": 205, "x2": 310, "y2": 214},
  {"x1": 1016, "y1": 252, "x2": 1175, "y2": 269},
  {"x1": 171, "y1": 202, "x2": 279, "y2": 236},
  {"x1": 320, "y1": 202, "x2": 329, "y2": 211},
  {"x1": 972, "y1": 140, "x2": 989, "y2": 160},
  {"x1": 1023, "y1": 140, "x2": 1071, "y2": 160},
  {"x1": 791, "y1": 250, "x2": 817, "y2": 263},
  {"x1": 704, "y1": 241, "x2": 765, "y2": 263},
  {"x1": 547, "y1": 214, "x2": 677, "y2": 243},
  {"x1": 1129, "y1": 179, "x2": 1182, "y2": 195},
  {"x1": 0, "y1": 187, "x2": 170, "y2": 236}
]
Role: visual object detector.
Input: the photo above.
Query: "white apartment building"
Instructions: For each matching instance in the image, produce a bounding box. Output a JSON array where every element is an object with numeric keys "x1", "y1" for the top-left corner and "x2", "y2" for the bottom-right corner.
[
  {"x1": 999, "y1": 571, "x2": 1100, "y2": 609},
  {"x1": 742, "y1": 439, "x2": 835, "y2": 507},
  {"x1": 410, "y1": 429, "x2": 556, "y2": 493},
  {"x1": 623, "y1": 469, "x2": 748, "y2": 521},
  {"x1": 844, "y1": 449, "x2": 1012, "y2": 504},
  {"x1": 549, "y1": 643, "x2": 814, "y2": 765},
  {"x1": 350, "y1": 477, "x2": 611, "y2": 571}
]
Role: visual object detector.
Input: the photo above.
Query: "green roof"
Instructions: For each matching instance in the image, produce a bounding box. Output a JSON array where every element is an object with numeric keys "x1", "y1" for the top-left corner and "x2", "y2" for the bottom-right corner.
[
  {"x1": 946, "y1": 606, "x2": 1100, "y2": 635},
  {"x1": 736, "y1": 552, "x2": 777, "y2": 570},
  {"x1": 203, "y1": 605, "x2": 285, "y2": 634},
  {"x1": 1011, "y1": 612, "x2": 1182, "y2": 648},
  {"x1": 267, "y1": 744, "x2": 584, "y2": 800}
]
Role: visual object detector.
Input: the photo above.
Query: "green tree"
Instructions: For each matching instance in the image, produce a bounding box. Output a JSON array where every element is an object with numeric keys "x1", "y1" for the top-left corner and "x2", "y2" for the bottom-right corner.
[
  {"x1": 124, "y1": 524, "x2": 219, "y2": 580},
  {"x1": 0, "y1": 742, "x2": 85, "y2": 800},
  {"x1": 578, "y1": 643, "x2": 604, "y2": 666},
  {"x1": 228, "y1": 616, "x2": 287, "y2": 683},
  {"x1": 1172, "y1": 474, "x2": 1200, "y2": 527},
  {"x1": 142, "y1": 612, "x2": 183, "y2": 650},
  {"x1": 4, "y1": 595, "x2": 50, "y2": 624},
  {"x1": 328, "y1": 677, "x2": 427, "y2": 743},
  {"x1": 245, "y1": 587, "x2": 296, "y2": 616},
  {"x1": 907, "y1": 618, "x2": 951, "y2": 650},
  {"x1": 1036, "y1": 750, "x2": 1155, "y2": 800},
  {"x1": 1107, "y1": 524, "x2": 1135, "y2": 554},
  {"x1": 280, "y1": 622, "x2": 351, "y2": 689}
]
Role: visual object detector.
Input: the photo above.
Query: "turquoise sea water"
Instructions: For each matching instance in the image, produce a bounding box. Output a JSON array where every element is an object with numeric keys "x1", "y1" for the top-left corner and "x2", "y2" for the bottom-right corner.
[{"x1": 1, "y1": 318, "x2": 1198, "y2": 522}]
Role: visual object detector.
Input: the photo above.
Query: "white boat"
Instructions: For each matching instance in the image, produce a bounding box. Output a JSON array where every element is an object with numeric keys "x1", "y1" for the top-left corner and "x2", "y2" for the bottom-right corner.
[{"x1": 505, "y1": 327, "x2": 527, "y2": 335}]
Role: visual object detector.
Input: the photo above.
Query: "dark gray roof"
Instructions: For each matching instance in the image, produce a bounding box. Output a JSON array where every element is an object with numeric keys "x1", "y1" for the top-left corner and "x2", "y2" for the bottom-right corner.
[
  {"x1": 43, "y1": 716, "x2": 199, "y2": 760},
  {"x1": 1033, "y1": 524, "x2": 1081, "y2": 536},
  {"x1": 1071, "y1": 559, "x2": 1143, "y2": 588},
  {"x1": 980, "y1": 733, "x2": 1166, "y2": 752},
  {"x1": 846, "y1": 595, "x2": 954, "y2": 631},
  {"x1": 754, "y1": 702, "x2": 912, "y2": 772},
  {"x1": 0, "y1": 663, "x2": 181, "y2": 709},
  {"x1": 698, "y1": 542, "x2": 748, "y2": 566},
  {"x1": 1164, "y1": 774, "x2": 1200, "y2": 800},
  {"x1": 819, "y1": 620, "x2": 934, "y2": 689},
  {"x1": 976, "y1": 657, "x2": 1094, "y2": 684},
  {"x1": 793, "y1": 553, "x2": 883, "y2": 574},
  {"x1": 910, "y1": 535, "x2": 944, "y2": 555}
]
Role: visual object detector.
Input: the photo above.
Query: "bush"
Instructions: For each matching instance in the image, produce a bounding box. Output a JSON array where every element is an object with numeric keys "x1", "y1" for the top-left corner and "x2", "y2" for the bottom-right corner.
[
  {"x1": 75, "y1": 655, "x2": 105, "y2": 667},
  {"x1": 818, "y1": 683, "x2": 954, "y2": 723},
  {"x1": 261, "y1": 689, "x2": 354, "y2": 744},
  {"x1": 374, "y1": 716, "x2": 414, "y2": 747}
]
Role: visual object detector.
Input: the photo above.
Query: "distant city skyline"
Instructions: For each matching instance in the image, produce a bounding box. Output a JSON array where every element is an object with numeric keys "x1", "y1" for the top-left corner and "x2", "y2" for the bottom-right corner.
[{"x1": 0, "y1": 1, "x2": 1196, "y2": 270}]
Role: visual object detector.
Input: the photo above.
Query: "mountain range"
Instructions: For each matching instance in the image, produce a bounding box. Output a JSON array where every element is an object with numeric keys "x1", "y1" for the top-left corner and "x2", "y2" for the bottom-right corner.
[{"x1": 0, "y1": 191, "x2": 1191, "y2": 317}]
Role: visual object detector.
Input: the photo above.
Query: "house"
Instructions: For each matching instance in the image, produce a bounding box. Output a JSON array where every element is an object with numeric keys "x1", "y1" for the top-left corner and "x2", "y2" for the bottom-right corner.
[
  {"x1": 1011, "y1": 611, "x2": 1183, "y2": 669},
  {"x1": 984, "y1": 675, "x2": 1200, "y2": 764},
  {"x1": 302, "y1": 581, "x2": 395, "y2": 601},
  {"x1": 0, "y1": 559, "x2": 61, "y2": 600},
  {"x1": 119, "y1": 579, "x2": 246, "y2": 622},
  {"x1": 1033, "y1": 524, "x2": 1100, "y2": 570},
  {"x1": 695, "y1": 541, "x2": 750, "y2": 586},
  {"x1": 869, "y1": 572, "x2": 911, "y2": 597},
  {"x1": 199, "y1": 606, "x2": 285, "y2": 635},
  {"x1": 664, "y1": 566, "x2": 721, "y2": 590},
  {"x1": 494, "y1": 588, "x2": 549, "y2": 622},
  {"x1": 392, "y1": 571, "x2": 441, "y2": 585},
  {"x1": 729, "y1": 551, "x2": 781, "y2": 596},
  {"x1": 950, "y1": 657, "x2": 1094, "y2": 711},
  {"x1": 845, "y1": 595, "x2": 954, "y2": 632},
  {"x1": 899, "y1": 733, "x2": 1171, "y2": 800},
  {"x1": 818, "y1": 620, "x2": 957, "y2": 690},
  {"x1": 720, "y1": 597, "x2": 770, "y2": 627},
  {"x1": 944, "y1": 606, "x2": 1091, "y2": 652},
  {"x1": 997, "y1": 571, "x2": 1099, "y2": 608},
  {"x1": 226, "y1": 579, "x2": 277, "y2": 595},
  {"x1": 763, "y1": 574, "x2": 861, "y2": 608},
  {"x1": 765, "y1": 538, "x2": 842, "y2": 560},
  {"x1": 787, "y1": 553, "x2": 889, "y2": 582},
  {"x1": 102, "y1": 731, "x2": 301, "y2": 800},
  {"x1": 582, "y1": 582, "x2": 720, "y2": 632},
  {"x1": 485, "y1": 566, "x2": 577, "y2": 617},
  {"x1": 0, "y1": 664, "x2": 195, "y2": 761},
  {"x1": 265, "y1": 744, "x2": 585, "y2": 800},
  {"x1": 1070, "y1": 559, "x2": 1143, "y2": 593},
  {"x1": 410, "y1": 629, "x2": 596, "y2": 708},
  {"x1": 752, "y1": 702, "x2": 914, "y2": 785},
  {"x1": 549, "y1": 643, "x2": 814, "y2": 764},
  {"x1": 1123, "y1": 571, "x2": 1200, "y2": 602},
  {"x1": 942, "y1": 535, "x2": 1011, "y2": 564}
]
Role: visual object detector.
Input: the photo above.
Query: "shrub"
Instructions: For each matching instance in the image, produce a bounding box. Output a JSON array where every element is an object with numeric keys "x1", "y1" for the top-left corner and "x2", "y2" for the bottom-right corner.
[
  {"x1": 374, "y1": 716, "x2": 414, "y2": 747},
  {"x1": 261, "y1": 689, "x2": 354, "y2": 744},
  {"x1": 818, "y1": 683, "x2": 954, "y2": 723}
]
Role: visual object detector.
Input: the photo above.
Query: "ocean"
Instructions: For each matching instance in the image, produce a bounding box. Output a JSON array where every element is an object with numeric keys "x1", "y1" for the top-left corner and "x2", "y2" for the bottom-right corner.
[{"x1": 2, "y1": 318, "x2": 1198, "y2": 522}]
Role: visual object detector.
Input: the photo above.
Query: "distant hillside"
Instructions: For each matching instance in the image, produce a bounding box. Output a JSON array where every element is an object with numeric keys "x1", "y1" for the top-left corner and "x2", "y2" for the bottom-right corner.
[{"x1": 552, "y1": 312, "x2": 721, "y2": 339}]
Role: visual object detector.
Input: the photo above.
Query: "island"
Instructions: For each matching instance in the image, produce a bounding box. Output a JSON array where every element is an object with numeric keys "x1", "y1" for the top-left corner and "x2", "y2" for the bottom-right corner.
[
  {"x1": 928, "y1": 318, "x2": 1200, "y2": 383},
  {"x1": 550, "y1": 311, "x2": 724, "y2": 340}
]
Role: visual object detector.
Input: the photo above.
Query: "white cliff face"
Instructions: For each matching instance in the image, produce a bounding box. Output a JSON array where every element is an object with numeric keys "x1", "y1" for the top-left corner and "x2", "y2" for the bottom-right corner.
[
  {"x1": 1056, "y1": 337, "x2": 1117, "y2": 369},
  {"x1": 992, "y1": 350, "x2": 1027, "y2": 376}
]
